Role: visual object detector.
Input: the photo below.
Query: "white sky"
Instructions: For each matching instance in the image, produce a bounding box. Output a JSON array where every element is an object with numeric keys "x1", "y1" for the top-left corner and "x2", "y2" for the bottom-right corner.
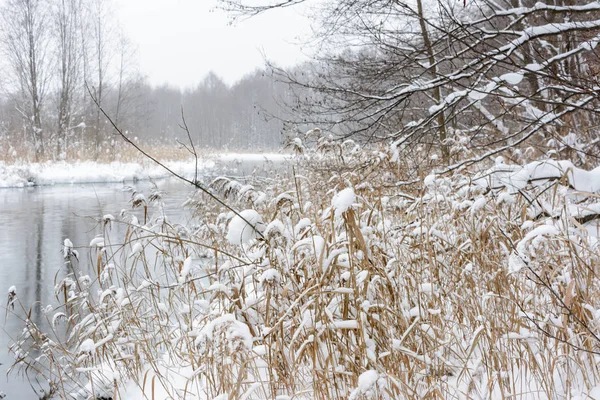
[{"x1": 115, "y1": 0, "x2": 313, "y2": 88}]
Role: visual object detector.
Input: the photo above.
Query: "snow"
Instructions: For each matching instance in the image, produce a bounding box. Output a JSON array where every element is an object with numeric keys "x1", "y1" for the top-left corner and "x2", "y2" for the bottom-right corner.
[
  {"x1": 258, "y1": 268, "x2": 281, "y2": 285},
  {"x1": 0, "y1": 153, "x2": 288, "y2": 188},
  {"x1": 79, "y1": 339, "x2": 96, "y2": 354},
  {"x1": 328, "y1": 320, "x2": 359, "y2": 329},
  {"x1": 468, "y1": 90, "x2": 488, "y2": 101},
  {"x1": 349, "y1": 370, "x2": 380, "y2": 399},
  {"x1": 331, "y1": 187, "x2": 356, "y2": 219},
  {"x1": 496, "y1": 2, "x2": 600, "y2": 16},
  {"x1": 525, "y1": 63, "x2": 543, "y2": 72},
  {"x1": 63, "y1": 238, "x2": 73, "y2": 255},
  {"x1": 444, "y1": 90, "x2": 467, "y2": 104},
  {"x1": 569, "y1": 203, "x2": 600, "y2": 220},
  {"x1": 584, "y1": 386, "x2": 600, "y2": 400},
  {"x1": 496, "y1": 191, "x2": 514, "y2": 205},
  {"x1": 89, "y1": 236, "x2": 105, "y2": 248},
  {"x1": 418, "y1": 283, "x2": 434, "y2": 293},
  {"x1": 226, "y1": 209, "x2": 265, "y2": 245},
  {"x1": 423, "y1": 174, "x2": 436, "y2": 188},
  {"x1": 11, "y1": 151, "x2": 600, "y2": 399},
  {"x1": 178, "y1": 256, "x2": 193, "y2": 283},
  {"x1": 0, "y1": 159, "x2": 212, "y2": 187},
  {"x1": 474, "y1": 160, "x2": 600, "y2": 193},
  {"x1": 468, "y1": 81, "x2": 498, "y2": 101},
  {"x1": 428, "y1": 103, "x2": 445, "y2": 114},
  {"x1": 291, "y1": 235, "x2": 326, "y2": 260},
  {"x1": 517, "y1": 225, "x2": 558, "y2": 253},
  {"x1": 470, "y1": 196, "x2": 487, "y2": 213},
  {"x1": 264, "y1": 219, "x2": 290, "y2": 241},
  {"x1": 129, "y1": 242, "x2": 143, "y2": 257},
  {"x1": 294, "y1": 217, "x2": 312, "y2": 235},
  {"x1": 500, "y1": 72, "x2": 524, "y2": 85},
  {"x1": 197, "y1": 314, "x2": 253, "y2": 351},
  {"x1": 208, "y1": 283, "x2": 231, "y2": 295}
]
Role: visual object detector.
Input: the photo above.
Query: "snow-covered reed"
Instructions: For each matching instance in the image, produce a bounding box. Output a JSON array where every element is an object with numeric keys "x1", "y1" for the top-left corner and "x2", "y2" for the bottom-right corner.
[{"x1": 7, "y1": 141, "x2": 600, "y2": 399}]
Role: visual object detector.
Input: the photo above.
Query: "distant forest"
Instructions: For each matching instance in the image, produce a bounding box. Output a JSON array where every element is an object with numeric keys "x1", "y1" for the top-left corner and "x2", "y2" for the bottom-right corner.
[
  {"x1": 129, "y1": 70, "x2": 294, "y2": 150},
  {"x1": 0, "y1": 0, "x2": 296, "y2": 161},
  {"x1": 0, "y1": 66, "x2": 294, "y2": 158}
]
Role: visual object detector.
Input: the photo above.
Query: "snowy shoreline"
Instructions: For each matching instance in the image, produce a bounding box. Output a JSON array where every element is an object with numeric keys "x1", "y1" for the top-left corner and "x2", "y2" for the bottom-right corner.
[{"x1": 0, "y1": 153, "x2": 289, "y2": 188}]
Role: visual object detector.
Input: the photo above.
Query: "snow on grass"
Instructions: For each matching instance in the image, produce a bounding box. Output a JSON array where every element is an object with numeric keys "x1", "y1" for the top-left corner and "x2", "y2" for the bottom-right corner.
[
  {"x1": 328, "y1": 320, "x2": 359, "y2": 329},
  {"x1": 79, "y1": 339, "x2": 96, "y2": 354},
  {"x1": 474, "y1": 159, "x2": 600, "y2": 193},
  {"x1": 331, "y1": 187, "x2": 356, "y2": 219},
  {"x1": 349, "y1": 370, "x2": 381, "y2": 399},
  {"x1": 197, "y1": 313, "x2": 253, "y2": 351},
  {"x1": 178, "y1": 256, "x2": 193, "y2": 283},
  {"x1": 8, "y1": 152, "x2": 600, "y2": 400},
  {"x1": 226, "y1": 209, "x2": 265, "y2": 245}
]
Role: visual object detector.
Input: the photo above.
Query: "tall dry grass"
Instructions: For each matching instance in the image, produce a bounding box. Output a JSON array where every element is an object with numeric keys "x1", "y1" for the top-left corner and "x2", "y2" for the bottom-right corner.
[
  {"x1": 0, "y1": 134, "x2": 206, "y2": 165},
  {"x1": 6, "y1": 139, "x2": 600, "y2": 399}
]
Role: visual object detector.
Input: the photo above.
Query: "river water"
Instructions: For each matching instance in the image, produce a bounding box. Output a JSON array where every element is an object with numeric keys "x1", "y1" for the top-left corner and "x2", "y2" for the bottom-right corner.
[{"x1": 0, "y1": 157, "x2": 285, "y2": 399}]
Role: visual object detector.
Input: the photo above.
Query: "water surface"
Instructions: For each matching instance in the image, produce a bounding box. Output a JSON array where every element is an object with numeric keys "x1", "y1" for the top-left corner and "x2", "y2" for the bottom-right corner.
[{"x1": 0, "y1": 157, "x2": 287, "y2": 398}]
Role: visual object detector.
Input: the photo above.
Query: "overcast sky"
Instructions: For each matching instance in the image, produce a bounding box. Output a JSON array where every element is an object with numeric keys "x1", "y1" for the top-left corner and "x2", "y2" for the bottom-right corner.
[{"x1": 115, "y1": 0, "x2": 313, "y2": 88}]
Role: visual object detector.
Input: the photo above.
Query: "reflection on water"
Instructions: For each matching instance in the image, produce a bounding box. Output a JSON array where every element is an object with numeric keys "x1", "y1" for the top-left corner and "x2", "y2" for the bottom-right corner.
[
  {"x1": 0, "y1": 179, "x2": 194, "y2": 398},
  {"x1": 0, "y1": 157, "x2": 288, "y2": 398}
]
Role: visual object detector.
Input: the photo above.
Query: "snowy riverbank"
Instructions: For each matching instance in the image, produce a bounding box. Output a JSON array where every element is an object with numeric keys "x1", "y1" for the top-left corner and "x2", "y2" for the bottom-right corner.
[
  {"x1": 0, "y1": 153, "x2": 289, "y2": 188},
  {"x1": 7, "y1": 150, "x2": 600, "y2": 399}
]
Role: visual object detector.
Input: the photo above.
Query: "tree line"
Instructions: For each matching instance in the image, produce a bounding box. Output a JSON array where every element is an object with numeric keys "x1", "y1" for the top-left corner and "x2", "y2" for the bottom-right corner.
[
  {"x1": 0, "y1": 0, "x2": 295, "y2": 161},
  {"x1": 5, "y1": 0, "x2": 598, "y2": 165},
  {"x1": 141, "y1": 71, "x2": 295, "y2": 151},
  {"x1": 0, "y1": 0, "x2": 145, "y2": 160}
]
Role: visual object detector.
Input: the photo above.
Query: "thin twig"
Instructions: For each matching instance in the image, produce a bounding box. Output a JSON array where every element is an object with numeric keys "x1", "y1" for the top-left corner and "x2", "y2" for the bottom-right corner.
[
  {"x1": 179, "y1": 106, "x2": 198, "y2": 185},
  {"x1": 85, "y1": 82, "x2": 264, "y2": 239}
]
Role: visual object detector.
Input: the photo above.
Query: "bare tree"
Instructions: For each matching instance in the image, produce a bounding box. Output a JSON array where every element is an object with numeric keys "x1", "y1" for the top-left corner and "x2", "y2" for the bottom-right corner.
[
  {"x1": 220, "y1": 0, "x2": 308, "y2": 17},
  {"x1": 0, "y1": 0, "x2": 153, "y2": 160},
  {"x1": 0, "y1": 0, "x2": 51, "y2": 160},
  {"x1": 84, "y1": 0, "x2": 114, "y2": 158},
  {"x1": 53, "y1": 0, "x2": 83, "y2": 158},
  {"x1": 113, "y1": 32, "x2": 142, "y2": 128},
  {"x1": 220, "y1": 0, "x2": 600, "y2": 168}
]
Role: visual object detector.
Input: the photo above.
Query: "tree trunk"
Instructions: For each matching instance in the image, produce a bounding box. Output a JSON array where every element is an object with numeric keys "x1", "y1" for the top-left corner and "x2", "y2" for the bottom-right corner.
[{"x1": 415, "y1": 0, "x2": 448, "y2": 162}]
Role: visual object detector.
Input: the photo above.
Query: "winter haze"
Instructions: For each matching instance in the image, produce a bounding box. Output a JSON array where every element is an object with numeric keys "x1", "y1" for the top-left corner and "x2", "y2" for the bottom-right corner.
[
  {"x1": 2, "y1": 0, "x2": 600, "y2": 399},
  {"x1": 115, "y1": 0, "x2": 311, "y2": 87}
]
